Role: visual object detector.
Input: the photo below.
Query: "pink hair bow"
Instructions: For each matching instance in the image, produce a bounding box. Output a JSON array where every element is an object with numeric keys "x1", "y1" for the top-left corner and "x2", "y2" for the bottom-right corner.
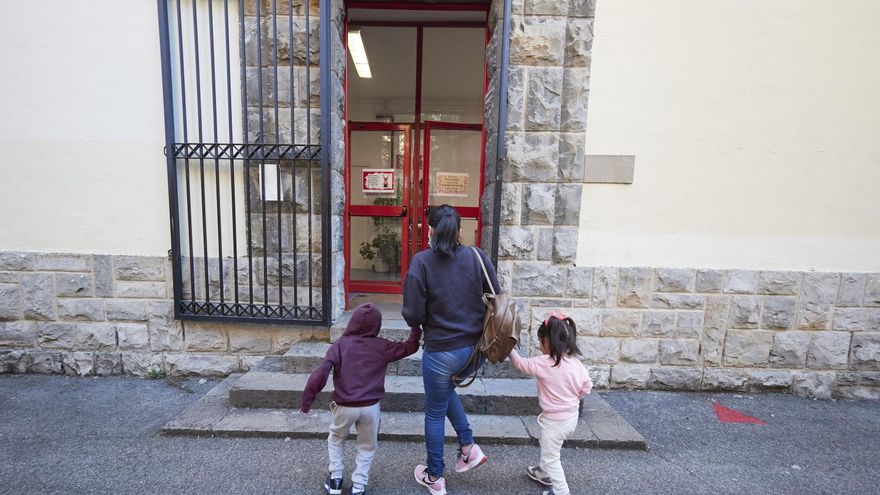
[{"x1": 544, "y1": 310, "x2": 568, "y2": 325}]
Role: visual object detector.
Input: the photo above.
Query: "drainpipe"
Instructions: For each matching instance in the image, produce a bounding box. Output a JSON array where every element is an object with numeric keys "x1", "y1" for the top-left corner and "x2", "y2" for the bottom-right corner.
[{"x1": 490, "y1": 0, "x2": 513, "y2": 267}]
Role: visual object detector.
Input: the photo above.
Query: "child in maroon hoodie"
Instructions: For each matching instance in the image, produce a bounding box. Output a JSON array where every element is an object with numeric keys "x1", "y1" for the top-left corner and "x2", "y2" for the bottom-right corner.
[{"x1": 300, "y1": 303, "x2": 422, "y2": 495}]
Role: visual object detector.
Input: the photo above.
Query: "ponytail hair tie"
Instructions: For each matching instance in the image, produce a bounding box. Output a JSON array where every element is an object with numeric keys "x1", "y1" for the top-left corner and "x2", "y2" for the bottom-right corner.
[{"x1": 543, "y1": 310, "x2": 568, "y2": 326}]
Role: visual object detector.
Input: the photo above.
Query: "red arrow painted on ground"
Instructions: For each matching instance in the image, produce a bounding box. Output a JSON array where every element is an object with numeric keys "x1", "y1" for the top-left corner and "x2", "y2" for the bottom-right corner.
[{"x1": 712, "y1": 402, "x2": 767, "y2": 425}]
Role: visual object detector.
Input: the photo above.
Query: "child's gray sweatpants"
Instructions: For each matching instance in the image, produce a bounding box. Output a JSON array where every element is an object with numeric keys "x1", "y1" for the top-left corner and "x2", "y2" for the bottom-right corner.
[{"x1": 328, "y1": 402, "x2": 381, "y2": 490}]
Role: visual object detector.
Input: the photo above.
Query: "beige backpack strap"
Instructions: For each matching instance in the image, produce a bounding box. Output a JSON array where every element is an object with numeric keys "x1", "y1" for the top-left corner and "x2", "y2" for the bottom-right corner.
[
  {"x1": 470, "y1": 246, "x2": 495, "y2": 296},
  {"x1": 452, "y1": 247, "x2": 493, "y2": 388}
]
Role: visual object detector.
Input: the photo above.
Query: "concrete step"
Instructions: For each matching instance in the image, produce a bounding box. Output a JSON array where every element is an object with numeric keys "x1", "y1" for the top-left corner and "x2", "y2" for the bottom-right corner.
[
  {"x1": 330, "y1": 314, "x2": 412, "y2": 342},
  {"x1": 228, "y1": 370, "x2": 543, "y2": 416},
  {"x1": 163, "y1": 375, "x2": 647, "y2": 450},
  {"x1": 273, "y1": 342, "x2": 530, "y2": 379}
]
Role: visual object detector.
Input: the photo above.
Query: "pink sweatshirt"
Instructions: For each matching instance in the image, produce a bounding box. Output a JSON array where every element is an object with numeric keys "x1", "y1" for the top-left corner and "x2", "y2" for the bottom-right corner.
[{"x1": 509, "y1": 350, "x2": 593, "y2": 420}]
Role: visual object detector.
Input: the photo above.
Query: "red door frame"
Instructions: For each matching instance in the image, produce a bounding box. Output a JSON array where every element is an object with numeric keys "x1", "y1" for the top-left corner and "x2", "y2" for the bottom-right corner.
[
  {"x1": 343, "y1": 2, "x2": 490, "y2": 299},
  {"x1": 421, "y1": 121, "x2": 484, "y2": 250},
  {"x1": 345, "y1": 122, "x2": 412, "y2": 294}
]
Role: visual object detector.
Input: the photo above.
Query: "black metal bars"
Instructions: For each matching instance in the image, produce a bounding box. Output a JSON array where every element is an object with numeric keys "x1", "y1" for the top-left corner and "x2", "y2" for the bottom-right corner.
[{"x1": 157, "y1": 0, "x2": 331, "y2": 325}]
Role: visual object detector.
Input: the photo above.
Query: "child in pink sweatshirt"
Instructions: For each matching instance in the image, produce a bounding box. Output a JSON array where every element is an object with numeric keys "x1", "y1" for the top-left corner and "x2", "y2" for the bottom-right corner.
[{"x1": 509, "y1": 311, "x2": 593, "y2": 495}]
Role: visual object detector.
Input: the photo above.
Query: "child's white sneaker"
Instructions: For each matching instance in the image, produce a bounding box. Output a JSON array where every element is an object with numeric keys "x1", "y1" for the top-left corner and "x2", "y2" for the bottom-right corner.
[
  {"x1": 323, "y1": 475, "x2": 343, "y2": 495},
  {"x1": 454, "y1": 443, "x2": 488, "y2": 473},
  {"x1": 527, "y1": 465, "x2": 553, "y2": 486},
  {"x1": 414, "y1": 464, "x2": 447, "y2": 495}
]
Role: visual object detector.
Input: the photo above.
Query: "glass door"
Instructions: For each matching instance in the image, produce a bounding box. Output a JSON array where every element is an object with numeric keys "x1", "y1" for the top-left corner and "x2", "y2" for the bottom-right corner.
[
  {"x1": 421, "y1": 121, "x2": 483, "y2": 249},
  {"x1": 347, "y1": 123, "x2": 411, "y2": 293}
]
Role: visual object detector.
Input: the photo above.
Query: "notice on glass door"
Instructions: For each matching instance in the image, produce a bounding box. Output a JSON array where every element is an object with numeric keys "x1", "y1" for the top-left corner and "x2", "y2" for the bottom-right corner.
[
  {"x1": 362, "y1": 169, "x2": 396, "y2": 194},
  {"x1": 436, "y1": 172, "x2": 469, "y2": 197}
]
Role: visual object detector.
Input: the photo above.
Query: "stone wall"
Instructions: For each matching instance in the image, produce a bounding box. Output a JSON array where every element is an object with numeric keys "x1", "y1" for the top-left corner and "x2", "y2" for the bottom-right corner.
[
  {"x1": 510, "y1": 267, "x2": 880, "y2": 400},
  {"x1": 480, "y1": 0, "x2": 880, "y2": 400},
  {"x1": 0, "y1": 252, "x2": 327, "y2": 377},
  {"x1": 482, "y1": 0, "x2": 593, "y2": 275},
  {"x1": 241, "y1": 0, "x2": 346, "y2": 320}
]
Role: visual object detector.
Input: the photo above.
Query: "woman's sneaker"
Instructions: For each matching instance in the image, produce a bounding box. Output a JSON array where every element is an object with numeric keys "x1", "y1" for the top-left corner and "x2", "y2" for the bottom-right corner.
[
  {"x1": 454, "y1": 443, "x2": 488, "y2": 473},
  {"x1": 323, "y1": 475, "x2": 343, "y2": 495},
  {"x1": 351, "y1": 486, "x2": 366, "y2": 495},
  {"x1": 414, "y1": 465, "x2": 447, "y2": 495},
  {"x1": 527, "y1": 465, "x2": 552, "y2": 486}
]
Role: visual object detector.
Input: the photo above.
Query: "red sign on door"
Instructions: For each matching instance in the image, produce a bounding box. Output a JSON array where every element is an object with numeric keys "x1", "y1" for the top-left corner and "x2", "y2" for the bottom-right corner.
[{"x1": 362, "y1": 168, "x2": 395, "y2": 194}]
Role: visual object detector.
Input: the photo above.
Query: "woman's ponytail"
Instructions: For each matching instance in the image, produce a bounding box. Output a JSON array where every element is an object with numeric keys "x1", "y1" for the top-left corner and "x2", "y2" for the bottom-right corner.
[{"x1": 428, "y1": 204, "x2": 461, "y2": 258}]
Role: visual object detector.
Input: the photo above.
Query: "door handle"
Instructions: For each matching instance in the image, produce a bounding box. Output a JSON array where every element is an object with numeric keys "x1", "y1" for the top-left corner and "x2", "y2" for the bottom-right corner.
[{"x1": 400, "y1": 206, "x2": 407, "y2": 217}]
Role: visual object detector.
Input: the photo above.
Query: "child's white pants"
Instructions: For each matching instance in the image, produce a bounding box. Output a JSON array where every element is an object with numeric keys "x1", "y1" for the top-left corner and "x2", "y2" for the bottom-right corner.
[
  {"x1": 538, "y1": 413, "x2": 579, "y2": 495},
  {"x1": 327, "y1": 402, "x2": 381, "y2": 490}
]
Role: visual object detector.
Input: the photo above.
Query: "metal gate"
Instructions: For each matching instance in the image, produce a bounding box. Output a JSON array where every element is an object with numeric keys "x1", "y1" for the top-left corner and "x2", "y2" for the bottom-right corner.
[{"x1": 156, "y1": 0, "x2": 331, "y2": 325}]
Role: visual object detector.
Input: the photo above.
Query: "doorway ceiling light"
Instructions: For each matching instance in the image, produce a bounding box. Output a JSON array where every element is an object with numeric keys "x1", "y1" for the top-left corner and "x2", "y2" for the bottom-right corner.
[{"x1": 347, "y1": 30, "x2": 372, "y2": 78}]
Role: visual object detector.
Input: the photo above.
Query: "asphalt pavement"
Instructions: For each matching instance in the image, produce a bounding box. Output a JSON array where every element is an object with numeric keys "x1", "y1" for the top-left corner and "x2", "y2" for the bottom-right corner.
[{"x1": 0, "y1": 374, "x2": 877, "y2": 495}]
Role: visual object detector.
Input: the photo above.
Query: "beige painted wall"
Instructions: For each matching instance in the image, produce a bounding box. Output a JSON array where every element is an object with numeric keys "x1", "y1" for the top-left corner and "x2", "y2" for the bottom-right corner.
[
  {"x1": 579, "y1": 0, "x2": 880, "y2": 271},
  {"x1": 0, "y1": 0, "x2": 243, "y2": 257}
]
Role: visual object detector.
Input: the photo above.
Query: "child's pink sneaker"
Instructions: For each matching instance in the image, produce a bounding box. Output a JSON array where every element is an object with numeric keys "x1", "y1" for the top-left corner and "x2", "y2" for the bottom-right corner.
[
  {"x1": 414, "y1": 465, "x2": 447, "y2": 495},
  {"x1": 454, "y1": 443, "x2": 488, "y2": 473}
]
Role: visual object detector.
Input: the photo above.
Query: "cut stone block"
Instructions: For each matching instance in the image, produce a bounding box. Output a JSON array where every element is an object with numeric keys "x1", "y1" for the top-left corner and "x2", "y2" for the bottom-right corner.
[
  {"x1": 0, "y1": 321, "x2": 37, "y2": 348},
  {"x1": 757, "y1": 271, "x2": 801, "y2": 295},
  {"x1": 807, "y1": 332, "x2": 851, "y2": 370},
  {"x1": 749, "y1": 370, "x2": 792, "y2": 391},
  {"x1": 850, "y1": 333, "x2": 880, "y2": 370},
  {"x1": 617, "y1": 268, "x2": 652, "y2": 308},
  {"x1": 610, "y1": 365, "x2": 650, "y2": 388},
  {"x1": 770, "y1": 331, "x2": 809, "y2": 368},
  {"x1": 724, "y1": 330, "x2": 773, "y2": 367},
  {"x1": 761, "y1": 296, "x2": 797, "y2": 330},
  {"x1": 836, "y1": 273, "x2": 866, "y2": 306},
  {"x1": 600, "y1": 311, "x2": 640, "y2": 337},
  {"x1": 165, "y1": 354, "x2": 239, "y2": 376},
  {"x1": 723, "y1": 270, "x2": 757, "y2": 294},
  {"x1": 37, "y1": 322, "x2": 76, "y2": 350},
  {"x1": 702, "y1": 368, "x2": 749, "y2": 392},
  {"x1": 648, "y1": 368, "x2": 702, "y2": 390},
  {"x1": 728, "y1": 296, "x2": 761, "y2": 329},
  {"x1": 796, "y1": 273, "x2": 839, "y2": 330},
  {"x1": 620, "y1": 339, "x2": 658, "y2": 364},
  {"x1": 641, "y1": 311, "x2": 675, "y2": 337},
  {"x1": 792, "y1": 371, "x2": 834, "y2": 400},
  {"x1": 578, "y1": 336, "x2": 620, "y2": 364},
  {"x1": 650, "y1": 294, "x2": 704, "y2": 310},
  {"x1": 658, "y1": 339, "x2": 699, "y2": 366},
  {"x1": 695, "y1": 269, "x2": 723, "y2": 293},
  {"x1": 654, "y1": 268, "x2": 694, "y2": 293},
  {"x1": 21, "y1": 273, "x2": 57, "y2": 320}
]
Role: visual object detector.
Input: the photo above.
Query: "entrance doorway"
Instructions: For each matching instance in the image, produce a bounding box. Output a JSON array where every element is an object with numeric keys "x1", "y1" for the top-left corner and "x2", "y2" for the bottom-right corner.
[{"x1": 343, "y1": 3, "x2": 489, "y2": 298}]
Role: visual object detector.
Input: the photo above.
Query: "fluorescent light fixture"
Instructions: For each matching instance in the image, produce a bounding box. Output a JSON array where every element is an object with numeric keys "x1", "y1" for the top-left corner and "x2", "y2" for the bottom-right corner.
[{"x1": 348, "y1": 30, "x2": 372, "y2": 78}]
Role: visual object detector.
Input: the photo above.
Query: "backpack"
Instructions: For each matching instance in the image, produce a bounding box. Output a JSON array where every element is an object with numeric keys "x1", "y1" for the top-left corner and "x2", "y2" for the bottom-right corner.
[{"x1": 453, "y1": 247, "x2": 521, "y2": 387}]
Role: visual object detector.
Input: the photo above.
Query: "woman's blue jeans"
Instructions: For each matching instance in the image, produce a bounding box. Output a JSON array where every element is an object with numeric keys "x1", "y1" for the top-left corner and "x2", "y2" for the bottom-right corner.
[{"x1": 422, "y1": 345, "x2": 483, "y2": 478}]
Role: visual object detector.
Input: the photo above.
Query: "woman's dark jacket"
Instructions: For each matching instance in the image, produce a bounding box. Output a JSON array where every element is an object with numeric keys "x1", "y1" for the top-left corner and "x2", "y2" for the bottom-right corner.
[{"x1": 402, "y1": 245, "x2": 501, "y2": 352}]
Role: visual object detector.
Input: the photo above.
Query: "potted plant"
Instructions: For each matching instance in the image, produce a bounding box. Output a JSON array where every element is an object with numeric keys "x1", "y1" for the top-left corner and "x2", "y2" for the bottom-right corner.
[
  {"x1": 358, "y1": 192, "x2": 402, "y2": 274},
  {"x1": 359, "y1": 229, "x2": 400, "y2": 274}
]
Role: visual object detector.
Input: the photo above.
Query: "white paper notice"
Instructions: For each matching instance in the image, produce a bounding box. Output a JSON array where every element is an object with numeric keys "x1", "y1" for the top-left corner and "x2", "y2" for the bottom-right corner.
[{"x1": 435, "y1": 172, "x2": 469, "y2": 197}]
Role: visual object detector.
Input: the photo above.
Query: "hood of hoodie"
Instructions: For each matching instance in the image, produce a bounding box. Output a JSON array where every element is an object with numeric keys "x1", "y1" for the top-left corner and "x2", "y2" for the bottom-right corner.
[{"x1": 343, "y1": 303, "x2": 383, "y2": 337}]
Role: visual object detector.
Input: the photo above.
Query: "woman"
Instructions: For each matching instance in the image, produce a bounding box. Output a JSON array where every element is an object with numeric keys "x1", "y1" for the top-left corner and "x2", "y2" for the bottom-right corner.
[{"x1": 402, "y1": 204, "x2": 501, "y2": 495}]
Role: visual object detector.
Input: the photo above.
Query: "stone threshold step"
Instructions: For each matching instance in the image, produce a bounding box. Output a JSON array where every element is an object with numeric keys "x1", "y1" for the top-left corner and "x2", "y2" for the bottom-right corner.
[
  {"x1": 162, "y1": 375, "x2": 647, "y2": 450},
  {"x1": 330, "y1": 315, "x2": 412, "y2": 343},
  {"x1": 272, "y1": 342, "x2": 530, "y2": 379},
  {"x1": 228, "y1": 370, "x2": 543, "y2": 416}
]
